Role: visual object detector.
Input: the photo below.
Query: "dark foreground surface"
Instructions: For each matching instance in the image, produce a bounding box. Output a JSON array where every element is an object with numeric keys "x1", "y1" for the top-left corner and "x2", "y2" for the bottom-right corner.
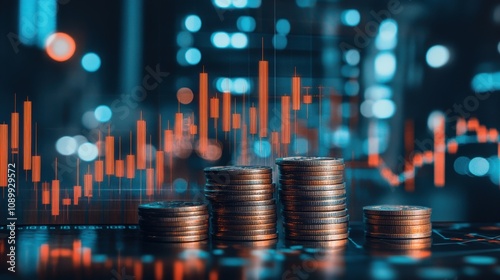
[{"x1": 0, "y1": 222, "x2": 499, "y2": 279}]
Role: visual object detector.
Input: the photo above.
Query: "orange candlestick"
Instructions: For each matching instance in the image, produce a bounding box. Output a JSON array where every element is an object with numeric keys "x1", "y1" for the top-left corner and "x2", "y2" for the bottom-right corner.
[
  {"x1": 259, "y1": 60, "x2": 269, "y2": 137},
  {"x1": 42, "y1": 182, "x2": 50, "y2": 204},
  {"x1": 0, "y1": 124, "x2": 8, "y2": 187},
  {"x1": 52, "y1": 158, "x2": 60, "y2": 216},
  {"x1": 84, "y1": 170, "x2": 93, "y2": 197},
  {"x1": 271, "y1": 131, "x2": 280, "y2": 155},
  {"x1": 190, "y1": 124, "x2": 197, "y2": 135},
  {"x1": 199, "y1": 71, "x2": 209, "y2": 154},
  {"x1": 281, "y1": 96, "x2": 290, "y2": 144},
  {"x1": 105, "y1": 135, "x2": 115, "y2": 175},
  {"x1": 164, "y1": 129, "x2": 174, "y2": 153},
  {"x1": 94, "y1": 160, "x2": 104, "y2": 182},
  {"x1": 175, "y1": 112, "x2": 183, "y2": 141},
  {"x1": 249, "y1": 106, "x2": 257, "y2": 135},
  {"x1": 23, "y1": 100, "x2": 32, "y2": 170},
  {"x1": 32, "y1": 155, "x2": 41, "y2": 183},
  {"x1": 146, "y1": 168, "x2": 154, "y2": 196},
  {"x1": 126, "y1": 155, "x2": 135, "y2": 179},
  {"x1": 74, "y1": 185, "x2": 81, "y2": 205},
  {"x1": 210, "y1": 97, "x2": 219, "y2": 119},
  {"x1": 232, "y1": 113, "x2": 241, "y2": 130},
  {"x1": 116, "y1": 159, "x2": 125, "y2": 178},
  {"x1": 11, "y1": 112, "x2": 19, "y2": 154},
  {"x1": 156, "y1": 151, "x2": 164, "y2": 188},
  {"x1": 222, "y1": 91, "x2": 231, "y2": 132},
  {"x1": 434, "y1": 117, "x2": 445, "y2": 187},
  {"x1": 137, "y1": 118, "x2": 146, "y2": 170},
  {"x1": 292, "y1": 75, "x2": 301, "y2": 111}
]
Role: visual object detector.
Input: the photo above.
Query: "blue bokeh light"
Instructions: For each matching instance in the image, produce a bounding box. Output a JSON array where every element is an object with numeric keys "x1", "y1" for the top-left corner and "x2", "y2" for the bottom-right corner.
[
  {"x1": 341, "y1": 9, "x2": 361, "y2": 26},
  {"x1": 81, "y1": 53, "x2": 101, "y2": 72},
  {"x1": 237, "y1": 16, "x2": 256, "y2": 32},
  {"x1": 185, "y1": 15, "x2": 202, "y2": 32},
  {"x1": 211, "y1": 32, "x2": 231, "y2": 48},
  {"x1": 94, "y1": 105, "x2": 112, "y2": 122},
  {"x1": 276, "y1": 19, "x2": 291, "y2": 35},
  {"x1": 426, "y1": 45, "x2": 450, "y2": 68},
  {"x1": 185, "y1": 48, "x2": 201, "y2": 65}
]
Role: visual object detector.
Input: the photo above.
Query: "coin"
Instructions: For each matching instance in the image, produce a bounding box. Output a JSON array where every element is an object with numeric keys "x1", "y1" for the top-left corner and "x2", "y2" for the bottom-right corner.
[
  {"x1": 279, "y1": 178, "x2": 345, "y2": 185},
  {"x1": 204, "y1": 188, "x2": 274, "y2": 196},
  {"x1": 365, "y1": 231, "x2": 432, "y2": 239},
  {"x1": 206, "y1": 193, "x2": 274, "y2": 202},
  {"x1": 138, "y1": 209, "x2": 208, "y2": 218},
  {"x1": 139, "y1": 219, "x2": 208, "y2": 227},
  {"x1": 279, "y1": 170, "x2": 344, "y2": 176},
  {"x1": 140, "y1": 229, "x2": 208, "y2": 236},
  {"x1": 279, "y1": 189, "x2": 346, "y2": 197},
  {"x1": 285, "y1": 222, "x2": 349, "y2": 230},
  {"x1": 143, "y1": 234, "x2": 208, "y2": 243},
  {"x1": 213, "y1": 228, "x2": 277, "y2": 236},
  {"x1": 276, "y1": 157, "x2": 344, "y2": 166},
  {"x1": 211, "y1": 217, "x2": 276, "y2": 225},
  {"x1": 363, "y1": 205, "x2": 432, "y2": 216},
  {"x1": 279, "y1": 175, "x2": 344, "y2": 181},
  {"x1": 285, "y1": 228, "x2": 348, "y2": 236},
  {"x1": 364, "y1": 214, "x2": 431, "y2": 220},
  {"x1": 204, "y1": 166, "x2": 272, "y2": 174},
  {"x1": 281, "y1": 198, "x2": 347, "y2": 207},
  {"x1": 283, "y1": 204, "x2": 347, "y2": 212},
  {"x1": 364, "y1": 218, "x2": 431, "y2": 226},
  {"x1": 365, "y1": 224, "x2": 432, "y2": 234},
  {"x1": 211, "y1": 209, "x2": 276, "y2": 216},
  {"x1": 282, "y1": 209, "x2": 348, "y2": 219},
  {"x1": 279, "y1": 183, "x2": 346, "y2": 191},
  {"x1": 204, "y1": 184, "x2": 275, "y2": 192},
  {"x1": 283, "y1": 215, "x2": 350, "y2": 224},
  {"x1": 285, "y1": 239, "x2": 348, "y2": 249},
  {"x1": 210, "y1": 199, "x2": 276, "y2": 207},
  {"x1": 279, "y1": 165, "x2": 345, "y2": 172},
  {"x1": 212, "y1": 223, "x2": 277, "y2": 231},
  {"x1": 138, "y1": 214, "x2": 208, "y2": 223},
  {"x1": 285, "y1": 233, "x2": 349, "y2": 241},
  {"x1": 206, "y1": 178, "x2": 274, "y2": 185},
  {"x1": 138, "y1": 201, "x2": 207, "y2": 213},
  {"x1": 214, "y1": 204, "x2": 277, "y2": 212},
  {"x1": 139, "y1": 224, "x2": 208, "y2": 232},
  {"x1": 213, "y1": 233, "x2": 278, "y2": 241}
]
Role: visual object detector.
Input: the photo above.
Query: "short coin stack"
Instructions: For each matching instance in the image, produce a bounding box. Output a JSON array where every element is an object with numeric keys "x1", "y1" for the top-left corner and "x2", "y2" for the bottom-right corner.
[
  {"x1": 276, "y1": 157, "x2": 349, "y2": 241},
  {"x1": 138, "y1": 201, "x2": 208, "y2": 242},
  {"x1": 363, "y1": 205, "x2": 432, "y2": 239},
  {"x1": 204, "y1": 166, "x2": 278, "y2": 241}
]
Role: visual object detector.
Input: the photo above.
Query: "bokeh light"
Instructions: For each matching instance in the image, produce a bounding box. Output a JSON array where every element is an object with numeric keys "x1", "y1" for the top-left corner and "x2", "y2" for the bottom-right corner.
[
  {"x1": 185, "y1": 15, "x2": 202, "y2": 32},
  {"x1": 177, "y1": 31, "x2": 193, "y2": 47},
  {"x1": 454, "y1": 156, "x2": 470, "y2": 175},
  {"x1": 374, "y1": 52, "x2": 397, "y2": 82},
  {"x1": 185, "y1": 48, "x2": 201, "y2": 65},
  {"x1": 296, "y1": 0, "x2": 316, "y2": 8},
  {"x1": 81, "y1": 53, "x2": 101, "y2": 72},
  {"x1": 272, "y1": 34, "x2": 288, "y2": 50},
  {"x1": 344, "y1": 49, "x2": 360, "y2": 66},
  {"x1": 372, "y1": 99, "x2": 396, "y2": 119},
  {"x1": 426, "y1": 45, "x2": 450, "y2": 68},
  {"x1": 177, "y1": 87, "x2": 194, "y2": 104},
  {"x1": 94, "y1": 105, "x2": 112, "y2": 122},
  {"x1": 45, "y1": 32, "x2": 76, "y2": 62},
  {"x1": 237, "y1": 16, "x2": 256, "y2": 32},
  {"x1": 78, "y1": 143, "x2": 98, "y2": 162},
  {"x1": 276, "y1": 19, "x2": 291, "y2": 35},
  {"x1": 254, "y1": 140, "x2": 271, "y2": 158},
  {"x1": 211, "y1": 32, "x2": 231, "y2": 48},
  {"x1": 56, "y1": 136, "x2": 78, "y2": 156},
  {"x1": 82, "y1": 111, "x2": 99, "y2": 129},
  {"x1": 173, "y1": 178, "x2": 188, "y2": 193},
  {"x1": 469, "y1": 157, "x2": 489, "y2": 176},
  {"x1": 341, "y1": 9, "x2": 361, "y2": 26},
  {"x1": 230, "y1": 33, "x2": 248, "y2": 48}
]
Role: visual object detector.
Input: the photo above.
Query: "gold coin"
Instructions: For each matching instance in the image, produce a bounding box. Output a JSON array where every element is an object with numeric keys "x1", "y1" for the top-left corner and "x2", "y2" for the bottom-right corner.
[
  {"x1": 285, "y1": 222, "x2": 349, "y2": 230},
  {"x1": 279, "y1": 178, "x2": 344, "y2": 185},
  {"x1": 285, "y1": 228, "x2": 349, "y2": 236},
  {"x1": 213, "y1": 233, "x2": 278, "y2": 241},
  {"x1": 284, "y1": 215, "x2": 349, "y2": 224},
  {"x1": 282, "y1": 204, "x2": 347, "y2": 212},
  {"x1": 276, "y1": 156, "x2": 344, "y2": 166},
  {"x1": 364, "y1": 218, "x2": 431, "y2": 226}
]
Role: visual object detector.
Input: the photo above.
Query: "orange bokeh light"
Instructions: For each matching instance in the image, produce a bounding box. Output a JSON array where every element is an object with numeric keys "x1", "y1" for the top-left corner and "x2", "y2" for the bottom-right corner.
[{"x1": 45, "y1": 32, "x2": 76, "y2": 62}]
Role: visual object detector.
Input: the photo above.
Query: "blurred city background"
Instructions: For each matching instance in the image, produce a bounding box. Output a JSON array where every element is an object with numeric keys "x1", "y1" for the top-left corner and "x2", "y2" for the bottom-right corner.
[{"x1": 1, "y1": 0, "x2": 500, "y2": 223}]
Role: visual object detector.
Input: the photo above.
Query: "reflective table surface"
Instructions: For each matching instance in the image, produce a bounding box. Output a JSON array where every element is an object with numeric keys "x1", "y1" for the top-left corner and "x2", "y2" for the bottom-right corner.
[{"x1": 1, "y1": 222, "x2": 500, "y2": 279}]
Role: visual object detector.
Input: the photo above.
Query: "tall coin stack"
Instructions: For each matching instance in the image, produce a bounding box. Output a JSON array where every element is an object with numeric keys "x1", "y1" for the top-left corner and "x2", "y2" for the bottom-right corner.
[
  {"x1": 138, "y1": 201, "x2": 209, "y2": 242},
  {"x1": 204, "y1": 166, "x2": 278, "y2": 241},
  {"x1": 363, "y1": 205, "x2": 432, "y2": 239},
  {"x1": 276, "y1": 157, "x2": 349, "y2": 241}
]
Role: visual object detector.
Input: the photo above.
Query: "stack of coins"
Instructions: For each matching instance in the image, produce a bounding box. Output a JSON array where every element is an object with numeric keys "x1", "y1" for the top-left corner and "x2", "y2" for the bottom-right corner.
[
  {"x1": 204, "y1": 166, "x2": 277, "y2": 241},
  {"x1": 363, "y1": 205, "x2": 432, "y2": 239},
  {"x1": 138, "y1": 201, "x2": 208, "y2": 242},
  {"x1": 276, "y1": 157, "x2": 349, "y2": 241}
]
